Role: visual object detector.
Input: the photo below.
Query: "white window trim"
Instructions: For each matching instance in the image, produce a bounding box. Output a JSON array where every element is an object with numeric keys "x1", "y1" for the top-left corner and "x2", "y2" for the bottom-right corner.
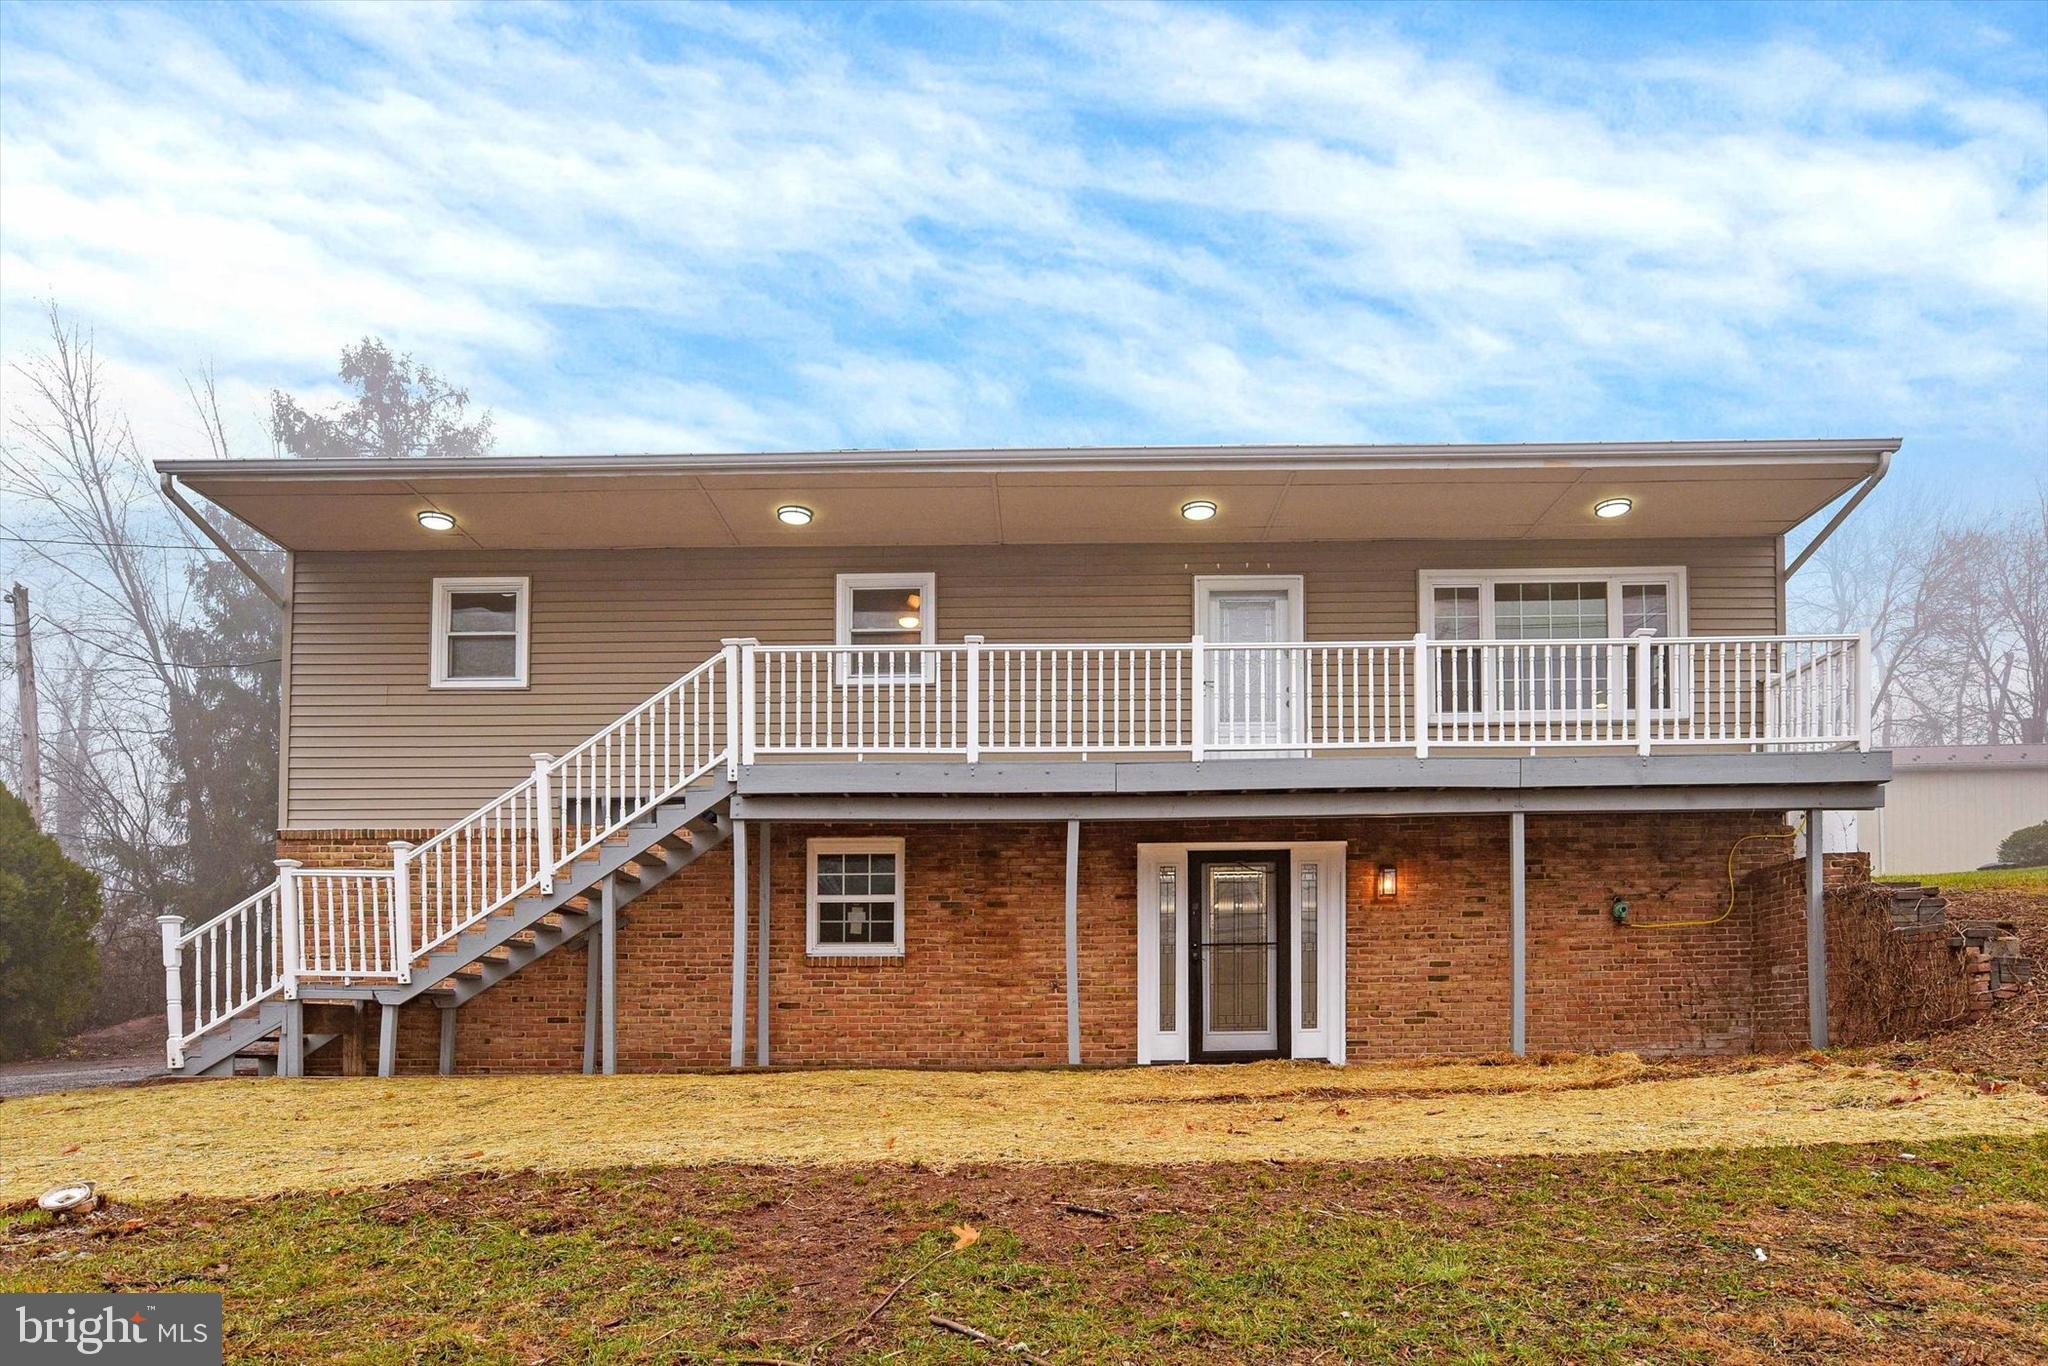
[
  {"x1": 429, "y1": 576, "x2": 530, "y2": 690},
  {"x1": 806, "y1": 836, "x2": 907, "y2": 958},
  {"x1": 835, "y1": 572, "x2": 936, "y2": 685},
  {"x1": 1416, "y1": 566, "x2": 1687, "y2": 640},
  {"x1": 1417, "y1": 566, "x2": 1688, "y2": 721}
]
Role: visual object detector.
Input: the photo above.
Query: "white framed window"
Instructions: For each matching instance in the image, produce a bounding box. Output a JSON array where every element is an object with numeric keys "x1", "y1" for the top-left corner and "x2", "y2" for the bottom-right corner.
[
  {"x1": 806, "y1": 837, "x2": 906, "y2": 957},
  {"x1": 430, "y1": 576, "x2": 530, "y2": 689},
  {"x1": 835, "y1": 572, "x2": 935, "y2": 684},
  {"x1": 1418, "y1": 567, "x2": 1685, "y2": 717}
]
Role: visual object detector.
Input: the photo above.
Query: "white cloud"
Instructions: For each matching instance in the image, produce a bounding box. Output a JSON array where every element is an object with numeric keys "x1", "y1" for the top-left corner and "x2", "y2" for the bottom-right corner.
[{"x1": 0, "y1": 0, "x2": 2039, "y2": 490}]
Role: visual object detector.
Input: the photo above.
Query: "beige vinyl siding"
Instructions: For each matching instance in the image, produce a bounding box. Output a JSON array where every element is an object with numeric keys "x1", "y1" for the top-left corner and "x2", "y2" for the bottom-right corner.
[{"x1": 285, "y1": 537, "x2": 1781, "y2": 826}]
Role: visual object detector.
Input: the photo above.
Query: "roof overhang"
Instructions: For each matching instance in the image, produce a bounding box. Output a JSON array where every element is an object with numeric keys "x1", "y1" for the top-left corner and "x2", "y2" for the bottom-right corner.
[{"x1": 156, "y1": 438, "x2": 1900, "y2": 552}]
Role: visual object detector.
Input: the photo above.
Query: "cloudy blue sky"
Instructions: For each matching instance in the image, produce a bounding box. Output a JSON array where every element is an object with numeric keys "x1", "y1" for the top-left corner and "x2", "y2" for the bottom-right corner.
[{"x1": 1, "y1": 0, "x2": 2043, "y2": 513}]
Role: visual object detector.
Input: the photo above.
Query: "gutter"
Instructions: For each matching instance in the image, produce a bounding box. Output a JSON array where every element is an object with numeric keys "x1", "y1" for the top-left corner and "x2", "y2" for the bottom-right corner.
[
  {"x1": 1784, "y1": 447, "x2": 1893, "y2": 579},
  {"x1": 153, "y1": 436, "x2": 1906, "y2": 483},
  {"x1": 160, "y1": 474, "x2": 288, "y2": 608}
]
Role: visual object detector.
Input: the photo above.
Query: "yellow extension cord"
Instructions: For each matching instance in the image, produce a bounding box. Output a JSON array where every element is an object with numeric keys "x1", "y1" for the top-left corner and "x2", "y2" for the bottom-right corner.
[{"x1": 1624, "y1": 813, "x2": 1810, "y2": 930}]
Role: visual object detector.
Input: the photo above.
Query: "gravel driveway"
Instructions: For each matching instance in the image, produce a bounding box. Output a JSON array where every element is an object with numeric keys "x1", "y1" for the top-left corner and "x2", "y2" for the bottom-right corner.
[{"x1": 0, "y1": 1051, "x2": 162, "y2": 1098}]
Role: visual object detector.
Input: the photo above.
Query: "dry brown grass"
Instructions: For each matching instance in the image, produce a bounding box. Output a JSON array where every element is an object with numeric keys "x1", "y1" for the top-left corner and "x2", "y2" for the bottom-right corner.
[{"x1": 5, "y1": 1052, "x2": 2045, "y2": 1203}]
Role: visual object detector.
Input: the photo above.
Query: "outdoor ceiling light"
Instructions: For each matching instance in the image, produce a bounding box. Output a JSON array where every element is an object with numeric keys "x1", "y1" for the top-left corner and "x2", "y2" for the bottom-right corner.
[
  {"x1": 1375, "y1": 864, "x2": 1398, "y2": 901},
  {"x1": 1593, "y1": 497, "x2": 1634, "y2": 519},
  {"x1": 776, "y1": 504, "x2": 814, "y2": 526},
  {"x1": 416, "y1": 509, "x2": 457, "y2": 532},
  {"x1": 1180, "y1": 499, "x2": 1218, "y2": 522}
]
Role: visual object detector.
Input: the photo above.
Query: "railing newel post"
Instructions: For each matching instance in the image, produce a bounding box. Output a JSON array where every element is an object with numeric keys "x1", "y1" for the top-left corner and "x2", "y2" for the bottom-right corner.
[
  {"x1": 965, "y1": 634, "x2": 984, "y2": 765},
  {"x1": 530, "y1": 753, "x2": 556, "y2": 895},
  {"x1": 1634, "y1": 630, "x2": 1654, "y2": 757},
  {"x1": 1189, "y1": 635, "x2": 1206, "y2": 764},
  {"x1": 275, "y1": 859, "x2": 302, "y2": 1000},
  {"x1": 1413, "y1": 633, "x2": 1430, "y2": 759},
  {"x1": 158, "y1": 914, "x2": 185, "y2": 1069},
  {"x1": 1855, "y1": 629, "x2": 1874, "y2": 751},
  {"x1": 389, "y1": 840, "x2": 415, "y2": 984},
  {"x1": 721, "y1": 637, "x2": 758, "y2": 777}
]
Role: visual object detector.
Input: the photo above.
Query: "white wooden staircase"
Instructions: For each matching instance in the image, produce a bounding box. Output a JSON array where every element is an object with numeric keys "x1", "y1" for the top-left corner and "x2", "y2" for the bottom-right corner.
[{"x1": 161, "y1": 650, "x2": 740, "y2": 1078}]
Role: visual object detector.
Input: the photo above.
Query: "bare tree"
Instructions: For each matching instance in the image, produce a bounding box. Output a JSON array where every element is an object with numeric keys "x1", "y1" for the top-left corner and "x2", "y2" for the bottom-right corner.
[
  {"x1": 1, "y1": 303, "x2": 282, "y2": 1030},
  {"x1": 1790, "y1": 496, "x2": 1950, "y2": 745},
  {"x1": 1795, "y1": 486, "x2": 2048, "y2": 746}
]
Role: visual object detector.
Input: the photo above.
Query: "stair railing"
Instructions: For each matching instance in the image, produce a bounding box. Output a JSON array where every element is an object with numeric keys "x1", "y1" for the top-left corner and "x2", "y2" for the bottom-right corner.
[
  {"x1": 157, "y1": 879, "x2": 287, "y2": 1069},
  {"x1": 400, "y1": 649, "x2": 733, "y2": 961}
]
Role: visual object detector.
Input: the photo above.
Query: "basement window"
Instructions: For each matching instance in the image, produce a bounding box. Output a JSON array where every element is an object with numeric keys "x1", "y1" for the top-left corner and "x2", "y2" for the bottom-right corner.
[
  {"x1": 807, "y1": 837, "x2": 906, "y2": 957},
  {"x1": 430, "y1": 577, "x2": 529, "y2": 689}
]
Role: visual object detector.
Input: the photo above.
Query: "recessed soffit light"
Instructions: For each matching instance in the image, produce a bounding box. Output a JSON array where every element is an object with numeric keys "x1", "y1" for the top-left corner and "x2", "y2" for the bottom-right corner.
[
  {"x1": 776, "y1": 504, "x2": 814, "y2": 526},
  {"x1": 1180, "y1": 499, "x2": 1218, "y2": 522},
  {"x1": 1593, "y1": 497, "x2": 1633, "y2": 520},
  {"x1": 416, "y1": 509, "x2": 456, "y2": 532}
]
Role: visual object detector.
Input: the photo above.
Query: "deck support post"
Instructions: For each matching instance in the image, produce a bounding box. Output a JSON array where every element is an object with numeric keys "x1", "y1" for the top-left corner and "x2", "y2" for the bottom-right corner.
[
  {"x1": 601, "y1": 876, "x2": 619, "y2": 1075},
  {"x1": 755, "y1": 821, "x2": 772, "y2": 1067},
  {"x1": 1806, "y1": 809, "x2": 1828, "y2": 1049},
  {"x1": 1065, "y1": 819, "x2": 1081, "y2": 1066},
  {"x1": 376, "y1": 1002, "x2": 398, "y2": 1078},
  {"x1": 278, "y1": 999, "x2": 304, "y2": 1078},
  {"x1": 730, "y1": 818, "x2": 749, "y2": 1068},
  {"x1": 438, "y1": 1005, "x2": 457, "y2": 1075},
  {"x1": 581, "y1": 930, "x2": 599, "y2": 1076},
  {"x1": 1510, "y1": 811, "x2": 1526, "y2": 1057}
]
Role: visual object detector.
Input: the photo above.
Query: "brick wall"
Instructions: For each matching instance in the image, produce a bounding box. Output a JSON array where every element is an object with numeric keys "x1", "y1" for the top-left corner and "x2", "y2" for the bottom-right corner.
[{"x1": 280, "y1": 808, "x2": 1819, "y2": 1073}]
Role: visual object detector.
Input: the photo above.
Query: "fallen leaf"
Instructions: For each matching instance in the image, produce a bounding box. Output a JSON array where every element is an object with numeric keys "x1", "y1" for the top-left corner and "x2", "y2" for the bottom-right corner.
[{"x1": 950, "y1": 1223, "x2": 980, "y2": 1251}]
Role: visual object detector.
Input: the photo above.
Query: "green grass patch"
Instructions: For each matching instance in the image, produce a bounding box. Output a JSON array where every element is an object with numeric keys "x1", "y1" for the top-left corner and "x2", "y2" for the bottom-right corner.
[
  {"x1": 6, "y1": 1138, "x2": 2046, "y2": 1363},
  {"x1": 1875, "y1": 865, "x2": 2048, "y2": 892}
]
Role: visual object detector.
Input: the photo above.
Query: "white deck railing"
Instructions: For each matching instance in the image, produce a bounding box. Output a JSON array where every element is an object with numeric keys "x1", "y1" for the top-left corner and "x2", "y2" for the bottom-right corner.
[
  {"x1": 163, "y1": 630, "x2": 1868, "y2": 1063},
  {"x1": 737, "y1": 632, "x2": 1870, "y2": 762}
]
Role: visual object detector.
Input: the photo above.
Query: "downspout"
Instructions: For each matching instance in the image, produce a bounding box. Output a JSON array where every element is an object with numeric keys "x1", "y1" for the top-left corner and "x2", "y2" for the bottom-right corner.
[
  {"x1": 160, "y1": 474, "x2": 287, "y2": 608},
  {"x1": 1784, "y1": 448, "x2": 1893, "y2": 580}
]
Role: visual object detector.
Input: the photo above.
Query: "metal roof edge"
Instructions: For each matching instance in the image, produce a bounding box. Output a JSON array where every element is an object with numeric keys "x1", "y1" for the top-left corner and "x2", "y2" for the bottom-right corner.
[{"x1": 156, "y1": 437, "x2": 1902, "y2": 482}]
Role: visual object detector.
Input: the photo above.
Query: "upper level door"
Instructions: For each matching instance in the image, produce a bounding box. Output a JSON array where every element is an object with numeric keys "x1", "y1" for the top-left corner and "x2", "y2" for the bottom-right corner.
[{"x1": 1197, "y1": 576, "x2": 1303, "y2": 753}]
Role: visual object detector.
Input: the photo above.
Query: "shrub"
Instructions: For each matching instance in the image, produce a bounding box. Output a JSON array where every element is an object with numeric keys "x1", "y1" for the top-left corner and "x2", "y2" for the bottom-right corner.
[
  {"x1": 0, "y1": 783, "x2": 103, "y2": 1060},
  {"x1": 1995, "y1": 819, "x2": 2048, "y2": 868}
]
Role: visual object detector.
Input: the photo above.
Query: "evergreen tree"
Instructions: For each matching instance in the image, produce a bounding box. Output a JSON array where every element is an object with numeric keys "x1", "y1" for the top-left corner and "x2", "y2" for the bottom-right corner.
[{"x1": 0, "y1": 782, "x2": 104, "y2": 1060}]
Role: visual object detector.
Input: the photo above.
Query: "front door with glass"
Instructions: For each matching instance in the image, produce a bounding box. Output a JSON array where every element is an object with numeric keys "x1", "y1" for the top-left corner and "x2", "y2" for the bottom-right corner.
[{"x1": 1189, "y1": 851, "x2": 1291, "y2": 1061}]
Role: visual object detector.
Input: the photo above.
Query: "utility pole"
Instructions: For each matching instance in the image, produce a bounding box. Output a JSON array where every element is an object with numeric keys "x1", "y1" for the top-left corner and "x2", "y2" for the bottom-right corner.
[{"x1": 9, "y1": 583, "x2": 41, "y2": 826}]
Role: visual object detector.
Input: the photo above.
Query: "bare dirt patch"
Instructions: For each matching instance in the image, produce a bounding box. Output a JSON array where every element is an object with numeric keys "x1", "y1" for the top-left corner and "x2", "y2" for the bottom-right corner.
[{"x1": 7, "y1": 1141, "x2": 2044, "y2": 1363}]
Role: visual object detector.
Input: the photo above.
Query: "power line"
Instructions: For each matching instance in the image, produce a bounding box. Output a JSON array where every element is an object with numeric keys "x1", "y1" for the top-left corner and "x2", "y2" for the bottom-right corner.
[
  {"x1": 25, "y1": 613, "x2": 280, "y2": 670},
  {"x1": 0, "y1": 532, "x2": 270, "y2": 555}
]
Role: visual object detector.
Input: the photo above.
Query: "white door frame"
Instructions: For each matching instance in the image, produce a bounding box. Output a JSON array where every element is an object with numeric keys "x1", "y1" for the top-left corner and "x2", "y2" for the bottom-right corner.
[
  {"x1": 1193, "y1": 575, "x2": 1306, "y2": 754},
  {"x1": 1136, "y1": 840, "x2": 1346, "y2": 1065}
]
